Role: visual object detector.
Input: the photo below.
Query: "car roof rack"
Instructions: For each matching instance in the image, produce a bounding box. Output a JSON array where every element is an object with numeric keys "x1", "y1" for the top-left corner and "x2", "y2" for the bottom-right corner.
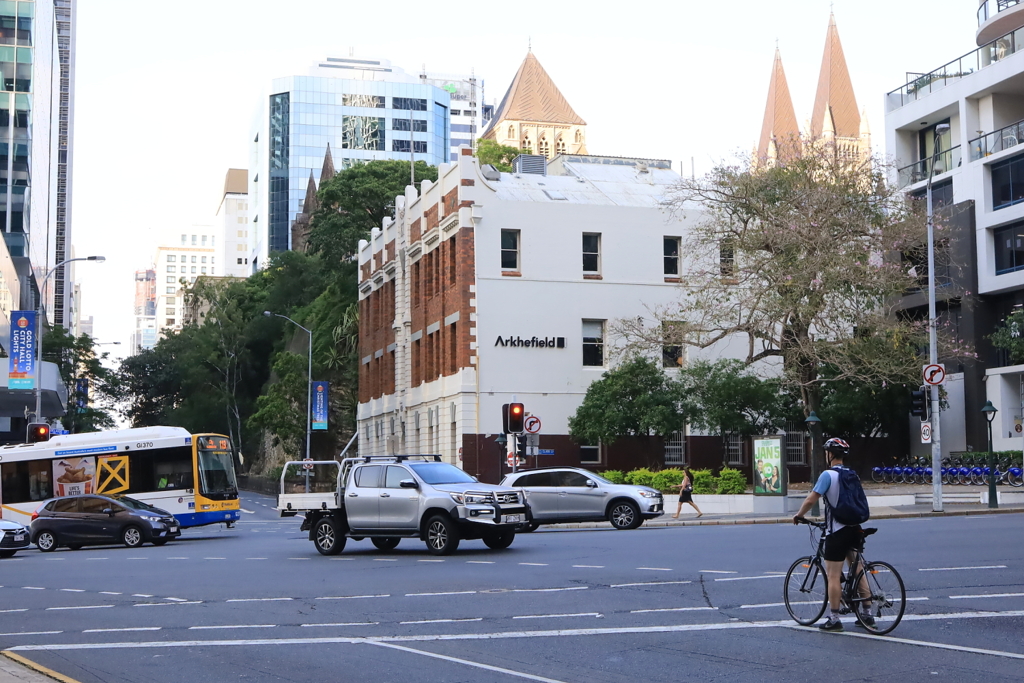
[{"x1": 360, "y1": 454, "x2": 442, "y2": 463}]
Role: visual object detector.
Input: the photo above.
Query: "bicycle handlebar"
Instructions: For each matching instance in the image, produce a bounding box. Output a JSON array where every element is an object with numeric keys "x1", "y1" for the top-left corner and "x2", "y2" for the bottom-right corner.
[{"x1": 793, "y1": 516, "x2": 826, "y2": 529}]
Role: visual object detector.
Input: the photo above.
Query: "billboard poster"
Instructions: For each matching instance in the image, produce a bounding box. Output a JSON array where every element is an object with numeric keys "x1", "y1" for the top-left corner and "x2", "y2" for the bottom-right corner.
[
  {"x1": 8, "y1": 310, "x2": 36, "y2": 389},
  {"x1": 311, "y1": 381, "x2": 329, "y2": 431},
  {"x1": 53, "y1": 456, "x2": 96, "y2": 497},
  {"x1": 753, "y1": 436, "x2": 786, "y2": 496}
]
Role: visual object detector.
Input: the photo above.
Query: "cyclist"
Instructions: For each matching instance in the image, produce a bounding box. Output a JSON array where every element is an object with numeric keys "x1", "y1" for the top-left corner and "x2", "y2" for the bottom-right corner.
[{"x1": 793, "y1": 437, "x2": 873, "y2": 631}]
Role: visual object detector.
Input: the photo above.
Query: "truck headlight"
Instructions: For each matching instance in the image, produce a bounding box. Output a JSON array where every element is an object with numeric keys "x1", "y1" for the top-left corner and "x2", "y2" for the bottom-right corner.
[{"x1": 450, "y1": 493, "x2": 491, "y2": 505}]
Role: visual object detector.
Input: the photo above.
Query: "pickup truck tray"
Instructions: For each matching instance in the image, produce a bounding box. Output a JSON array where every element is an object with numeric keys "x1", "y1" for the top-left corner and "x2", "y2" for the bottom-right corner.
[{"x1": 277, "y1": 492, "x2": 336, "y2": 514}]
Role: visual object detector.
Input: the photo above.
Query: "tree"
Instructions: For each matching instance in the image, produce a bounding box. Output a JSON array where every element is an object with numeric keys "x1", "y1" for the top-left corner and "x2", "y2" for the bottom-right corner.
[
  {"x1": 989, "y1": 309, "x2": 1024, "y2": 364},
  {"x1": 42, "y1": 327, "x2": 119, "y2": 433},
  {"x1": 568, "y1": 356, "x2": 686, "y2": 464},
  {"x1": 306, "y1": 160, "x2": 438, "y2": 265},
  {"x1": 475, "y1": 139, "x2": 521, "y2": 172},
  {"x1": 640, "y1": 144, "x2": 966, "y2": 473}
]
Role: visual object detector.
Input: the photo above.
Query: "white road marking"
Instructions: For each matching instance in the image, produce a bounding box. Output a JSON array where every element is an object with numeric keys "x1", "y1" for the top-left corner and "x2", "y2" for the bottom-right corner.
[
  {"x1": 190, "y1": 625, "x2": 277, "y2": 630},
  {"x1": 316, "y1": 595, "x2": 389, "y2": 600},
  {"x1": 240, "y1": 509, "x2": 255, "y2": 514},
  {"x1": 165, "y1": 598, "x2": 188, "y2": 602},
  {"x1": 0, "y1": 631, "x2": 62, "y2": 637},
  {"x1": 950, "y1": 592, "x2": 1024, "y2": 599},
  {"x1": 328, "y1": 558, "x2": 354, "y2": 561},
  {"x1": 572, "y1": 565, "x2": 604, "y2": 569},
  {"x1": 630, "y1": 607, "x2": 714, "y2": 614},
  {"x1": 741, "y1": 602, "x2": 805, "y2": 609},
  {"x1": 918, "y1": 565, "x2": 1007, "y2": 572},
  {"x1": 818, "y1": 626, "x2": 1024, "y2": 660},
  {"x1": 134, "y1": 601, "x2": 203, "y2": 607},
  {"x1": 46, "y1": 605, "x2": 114, "y2": 611},
  {"x1": 225, "y1": 598, "x2": 292, "y2": 603},
  {"x1": 700, "y1": 570, "x2": 737, "y2": 574},
  {"x1": 513, "y1": 613, "x2": 602, "y2": 620},
  {"x1": 133, "y1": 594, "x2": 154, "y2": 598},
  {"x1": 365, "y1": 641, "x2": 570, "y2": 683},
  {"x1": 519, "y1": 563, "x2": 548, "y2": 566},
  {"x1": 715, "y1": 575, "x2": 784, "y2": 582},
  {"x1": 302, "y1": 622, "x2": 379, "y2": 628},
  {"x1": 400, "y1": 618, "x2": 483, "y2": 625},
  {"x1": 22, "y1": 587, "x2": 45, "y2": 590},
  {"x1": 636, "y1": 567, "x2": 672, "y2": 572},
  {"x1": 60, "y1": 589, "x2": 85, "y2": 592},
  {"x1": 406, "y1": 591, "x2": 476, "y2": 597},
  {"x1": 84, "y1": 627, "x2": 162, "y2": 633},
  {"x1": 99, "y1": 592, "x2": 121, "y2": 595},
  {"x1": 467, "y1": 561, "x2": 494, "y2": 564},
  {"x1": 167, "y1": 557, "x2": 188, "y2": 560},
  {"x1": 0, "y1": 609, "x2": 28, "y2": 613},
  {"x1": 511, "y1": 587, "x2": 588, "y2": 593},
  {"x1": 611, "y1": 581, "x2": 691, "y2": 588},
  {"x1": 418, "y1": 559, "x2": 445, "y2": 563},
  {"x1": 373, "y1": 559, "x2": 397, "y2": 562}
]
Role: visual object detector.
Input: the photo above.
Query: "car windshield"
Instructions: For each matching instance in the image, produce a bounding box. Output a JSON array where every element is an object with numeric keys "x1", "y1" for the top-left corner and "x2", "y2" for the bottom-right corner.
[
  {"x1": 585, "y1": 471, "x2": 615, "y2": 485},
  {"x1": 408, "y1": 462, "x2": 476, "y2": 485},
  {"x1": 117, "y1": 496, "x2": 161, "y2": 512}
]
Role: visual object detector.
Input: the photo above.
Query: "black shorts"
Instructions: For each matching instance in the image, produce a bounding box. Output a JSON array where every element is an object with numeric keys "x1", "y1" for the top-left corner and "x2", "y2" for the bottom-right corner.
[{"x1": 823, "y1": 525, "x2": 863, "y2": 562}]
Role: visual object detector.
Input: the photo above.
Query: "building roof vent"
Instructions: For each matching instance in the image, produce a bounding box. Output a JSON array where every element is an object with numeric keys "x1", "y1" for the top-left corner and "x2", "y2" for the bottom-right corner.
[
  {"x1": 481, "y1": 164, "x2": 501, "y2": 181},
  {"x1": 512, "y1": 154, "x2": 547, "y2": 176}
]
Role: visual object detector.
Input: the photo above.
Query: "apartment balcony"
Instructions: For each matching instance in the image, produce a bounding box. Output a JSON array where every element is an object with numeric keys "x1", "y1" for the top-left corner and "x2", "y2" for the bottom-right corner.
[
  {"x1": 969, "y1": 117, "x2": 1024, "y2": 159},
  {"x1": 887, "y1": 27, "x2": 1024, "y2": 111},
  {"x1": 897, "y1": 146, "x2": 962, "y2": 187},
  {"x1": 978, "y1": 0, "x2": 1024, "y2": 45}
]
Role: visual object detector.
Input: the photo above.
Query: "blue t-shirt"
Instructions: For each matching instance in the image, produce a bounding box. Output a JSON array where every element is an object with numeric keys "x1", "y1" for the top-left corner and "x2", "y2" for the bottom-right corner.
[{"x1": 813, "y1": 467, "x2": 849, "y2": 533}]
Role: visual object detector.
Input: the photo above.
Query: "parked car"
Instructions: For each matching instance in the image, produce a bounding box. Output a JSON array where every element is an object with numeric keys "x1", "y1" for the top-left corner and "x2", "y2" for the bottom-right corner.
[
  {"x1": 30, "y1": 494, "x2": 181, "y2": 551},
  {"x1": 500, "y1": 467, "x2": 664, "y2": 531},
  {"x1": 0, "y1": 518, "x2": 31, "y2": 558}
]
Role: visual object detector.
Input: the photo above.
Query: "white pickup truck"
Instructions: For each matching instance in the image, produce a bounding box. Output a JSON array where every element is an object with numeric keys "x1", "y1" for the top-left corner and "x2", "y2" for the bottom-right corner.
[{"x1": 277, "y1": 455, "x2": 531, "y2": 556}]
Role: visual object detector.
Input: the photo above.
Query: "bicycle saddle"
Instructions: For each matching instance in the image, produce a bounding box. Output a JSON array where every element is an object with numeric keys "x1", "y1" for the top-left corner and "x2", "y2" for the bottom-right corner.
[{"x1": 861, "y1": 528, "x2": 878, "y2": 537}]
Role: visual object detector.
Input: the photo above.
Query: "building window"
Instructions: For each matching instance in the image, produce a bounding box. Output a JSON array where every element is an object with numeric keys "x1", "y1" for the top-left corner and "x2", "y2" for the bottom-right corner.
[
  {"x1": 392, "y1": 97, "x2": 427, "y2": 111},
  {"x1": 237, "y1": 257, "x2": 243, "y2": 264},
  {"x1": 582, "y1": 320, "x2": 605, "y2": 367},
  {"x1": 664, "y1": 236, "x2": 680, "y2": 275},
  {"x1": 166, "y1": 276, "x2": 175, "y2": 284},
  {"x1": 992, "y1": 153, "x2": 1024, "y2": 210},
  {"x1": 720, "y1": 238, "x2": 736, "y2": 278},
  {"x1": 507, "y1": 125, "x2": 514, "y2": 139},
  {"x1": 201, "y1": 256, "x2": 207, "y2": 264},
  {"x1": 342, "y1": 116, "x2": 384, "y2": 150},
  {"x1": 580, "y1": 444, "x2": 601, "y2": 464},
  {"x1": 192, "y1": 235, "x2": 197, "y2": 245},
  {"x1": 662, "y1": 321, "x2": 684, "y2": 368},
  {"x1": 556, "y1": 138, "x2": 566, "y2": 155},
  {"x1": 785, "y1": 422, "x2": 808, "y2": 465},
  {"x1": 191, "y1": 266, "x2": 197, "y2": 274},
  {"x1": 166, "y1": 307, "x2": 175, "y2": 315},
  {"x1": 665, "y1": 431, "x2": 686, "y2": 466},
  {"x1": 342, "y1": 94, "x2": 384, "y2": 108},
  {"x1": 392, "y1": 118, "x2": 428, "y2": 132},
  {"x1": 181, "y1": 234, "x2": 186, "y2": 245},
  {"x1": 166, "y1": 266, "x2": 176, "y2": 274},
  {"x1": 201, "y1": 267, "x2": 207, "y2": 274},
  {"x1": 192, "y1": 256, "x2": 197, "y2": 263},
  {"x1": 575, "y1": 129, "x2": 582, "y2": 143},
  {"x1": 725, "y1": 433, "x2": 746, "y2": 465},
  {"x1": 167, "y1": 255, "x2": 176, "y2": 263},
  {"x1": 994, "y1": 221, "x2": 1024, "y2": 275},
  {"x1": 393, "y1": 139, "x2": 427, "y2": 153},
  {"x1": 166, "y1": 287, "x2": 175, "y2": 294},
  {"x1": 166, "y1": 318, "x2": 175, "y2": 326},
  {"x1": 538, "y1": 136, "x2": 549, "y2": 157},
  {"x1": 501, "y1": 229, "x2": 519, "y2": 270},
  {"x1": 582, "y1": 233, "x2": 601, "y2": 273}
]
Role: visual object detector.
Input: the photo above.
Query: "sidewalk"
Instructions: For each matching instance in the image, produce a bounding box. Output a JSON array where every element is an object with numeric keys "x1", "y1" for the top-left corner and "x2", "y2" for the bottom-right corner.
[{"x1": 0, "y1": 652, "x2": 77, "y2": 683}]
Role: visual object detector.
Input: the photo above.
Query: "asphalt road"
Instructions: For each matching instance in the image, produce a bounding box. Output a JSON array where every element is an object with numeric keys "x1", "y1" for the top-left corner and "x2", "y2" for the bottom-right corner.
[{"x1": 1, "y1": 492, "x2": 1022, "y2": 682}]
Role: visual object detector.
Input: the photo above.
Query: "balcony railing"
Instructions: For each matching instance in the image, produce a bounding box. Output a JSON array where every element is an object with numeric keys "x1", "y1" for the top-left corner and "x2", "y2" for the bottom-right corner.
[
  {"x1": 887, "y1": 28, "x2": 1024, "y2": 110},
  {"x1": 979, "y1": 0, "x2": 1023, "y2": 26},
  {"x1": 897, "y1": 146, "x2": 962, "y2": 187},
  {"x1": 969, "y1": 118, "x2": 1024, "y2": 159}
]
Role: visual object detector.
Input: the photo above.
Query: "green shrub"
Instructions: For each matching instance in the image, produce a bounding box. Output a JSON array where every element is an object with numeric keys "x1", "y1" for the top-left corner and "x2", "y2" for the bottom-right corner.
[
  {"x1": 624, "y1": 467, "x2": 656, "y2": 488},
  {"x1": 266, "y1": 466, "x2": 283, "y2": 482},
  {"x1": 716, "y1": 467, "x2": 748, "y2": 494},
  {"x1": 691, "y1": 468, "x2": 717, "y2": 495},
  {"x1": 651, "y1": 468, "x2": 685, "y2": 493},
  {"x1": 601, "y1": 470, "x2": 626, "y2": 484}
]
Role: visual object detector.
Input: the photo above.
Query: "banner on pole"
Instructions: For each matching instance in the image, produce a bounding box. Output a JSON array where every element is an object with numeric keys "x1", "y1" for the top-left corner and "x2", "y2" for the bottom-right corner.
[
  {"x1": 311, "y1": 381, "x2": 329, "y2": 430},
  {"x1": 8, "y1": 310, "x2": 36, "y2": 389},
  {"x1": 75, "y1": 378, "x2": 89, "y2": 410}
]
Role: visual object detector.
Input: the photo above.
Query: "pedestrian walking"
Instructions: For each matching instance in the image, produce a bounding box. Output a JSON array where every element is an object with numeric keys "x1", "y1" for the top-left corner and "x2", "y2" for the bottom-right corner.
[{"x1": 671, "y1": 468, "x2": 703, "y2": 518}]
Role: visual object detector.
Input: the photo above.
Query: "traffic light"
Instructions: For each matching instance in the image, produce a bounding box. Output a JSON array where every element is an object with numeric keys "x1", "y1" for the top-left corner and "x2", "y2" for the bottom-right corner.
[
  {"x1": 26, "y1": 423, "x2": 50, "y2": 443},
  {"x1": 508, "y1": 402, "x2": 525, "y2": 433},
  {"x1": 910, "y1": 388, "x2": 929, "y2": 419},
  {"x1": 516, "y1": 435, "x2": 527, "y2": 460}
]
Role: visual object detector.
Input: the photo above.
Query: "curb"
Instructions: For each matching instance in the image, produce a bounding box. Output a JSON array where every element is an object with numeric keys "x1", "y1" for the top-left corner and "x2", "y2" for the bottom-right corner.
[{"x1": 0, "y1": 652, "x2": 82, "y2": 683}]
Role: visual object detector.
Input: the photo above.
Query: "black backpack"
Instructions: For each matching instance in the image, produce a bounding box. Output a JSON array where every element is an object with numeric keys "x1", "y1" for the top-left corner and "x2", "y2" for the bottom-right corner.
[{"x1": 827, "y1": 467, "x2": 870, "y2": 526}]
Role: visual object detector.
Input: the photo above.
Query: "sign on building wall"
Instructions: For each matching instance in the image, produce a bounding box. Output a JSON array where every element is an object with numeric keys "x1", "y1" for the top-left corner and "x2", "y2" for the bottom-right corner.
[
  {"x1": 8, "y1": 310, "x2": 36, "y2": 389},
  {"x1": 311, "y1": 381, "x2": 329, "y2": 431},
  {"x1": 752, "y1": 436, "x2": 786, "y2": 496},
  {"x1": 494, "y1": 336, "x2": 565, "y2": 348}
]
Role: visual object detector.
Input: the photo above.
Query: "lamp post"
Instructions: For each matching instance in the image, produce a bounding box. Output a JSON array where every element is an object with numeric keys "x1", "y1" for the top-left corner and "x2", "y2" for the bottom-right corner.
[
  {"x1": 805, "y1": 410, "x2": 822, "y2": 517},
  {"x1": 982, "y1": 401, "x2": 998, "y2": 509},
  {"x1": 925, "y1": 122, "x2": 950, "y2": 513},
  {"x1": 264, "y1": 311, "x2": 312, "y2": 470},
  {"x1": 34, "y1": 256, "x2": 105, "y2": 422}
]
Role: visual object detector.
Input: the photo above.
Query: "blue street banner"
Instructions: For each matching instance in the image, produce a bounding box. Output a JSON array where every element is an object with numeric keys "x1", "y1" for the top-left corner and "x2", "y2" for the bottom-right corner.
[
  {"x1": 76, "y1": 378, "x2": 89, "y2": 410},
  {"x1": 8, "y1": 310, "x2": 36, "y2": 389},
  {"x1": 311, "y1": 381, "x2": 329, "y2": 430}
]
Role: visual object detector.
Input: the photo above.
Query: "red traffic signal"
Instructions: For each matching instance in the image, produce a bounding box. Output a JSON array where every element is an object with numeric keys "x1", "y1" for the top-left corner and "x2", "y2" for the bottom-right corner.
[
  {"x1": 27, "y1": 423, "x2": 50, "y2": 443},
  {"x1": 507, "y1": 403, "x2": 525, "y2": 433}
]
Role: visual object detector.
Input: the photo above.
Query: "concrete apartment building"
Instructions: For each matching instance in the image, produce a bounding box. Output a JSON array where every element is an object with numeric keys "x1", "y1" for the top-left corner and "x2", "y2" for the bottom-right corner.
[
  {"x1": 129, "y1": 268, "x2": 156, "y2": 354},
  {"x1": 884, "y1": 0, "x2": 1024, "y2": 455},
  {"x1": 153, "y1": 229, "x2": 218, "y2": 338},
  {"x1": 216, "y1": 169, "x2": 250, "y2": 278}
]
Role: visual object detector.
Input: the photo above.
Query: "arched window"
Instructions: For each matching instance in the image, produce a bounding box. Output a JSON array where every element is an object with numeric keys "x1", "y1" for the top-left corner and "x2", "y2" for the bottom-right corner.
[
  {"x1": 508, "y1": 125, "x2": 514, "y2": 139},
  {"x1": 538, "y1": 136, "x2": 549, "y2": 157},
  {"x1": 522, "y1": 135, "x2": 531, "y2": 154},
  {"x1": 574, "y1": 129, "x2": 582, "y2": 143},
  {"x1": 556, "y1": 138, "x2": 566, "y2": 154}
]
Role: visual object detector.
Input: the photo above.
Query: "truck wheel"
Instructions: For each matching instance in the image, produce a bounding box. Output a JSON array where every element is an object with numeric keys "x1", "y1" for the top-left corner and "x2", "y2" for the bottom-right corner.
[
  {"x1": 425, "y1": 514, "x2": 460, "y2": 555},
  {"x1": 371, "y1": 537, "x2": 400, "y2": 551},
  {"x1": 483, "y1": 529, "x2": 515, "y2": 550},
  {"x1": 609, "y1": 500, "x2": 642, "y2": 530},
  {"x1": 314, "y1": 518, "x2": 346, "y2": 556}
]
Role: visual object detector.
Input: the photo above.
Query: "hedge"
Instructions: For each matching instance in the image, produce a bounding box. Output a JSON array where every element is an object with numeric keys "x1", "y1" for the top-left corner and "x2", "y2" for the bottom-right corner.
[{"x1": 600, "y1": 466, "x2": 750, "y2": 494}]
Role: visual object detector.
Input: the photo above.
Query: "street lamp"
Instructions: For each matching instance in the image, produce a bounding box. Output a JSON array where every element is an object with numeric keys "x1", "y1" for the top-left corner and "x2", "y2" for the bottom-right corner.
[
  {"x1": 925, "y1": 122, "x2": 950, "y2": 513},
  {"x1": 264, "y1": 311, "x2": 313, "y2": 468},
  {"x1": 981, "y1": 401, "x2": 998, "y2": 509},
  {"x1": 805, "y1": 411, "x2": 822, "y2": 517},
  {"x1": 34, "y1": 256, "x2": 105, "y2": 422}
]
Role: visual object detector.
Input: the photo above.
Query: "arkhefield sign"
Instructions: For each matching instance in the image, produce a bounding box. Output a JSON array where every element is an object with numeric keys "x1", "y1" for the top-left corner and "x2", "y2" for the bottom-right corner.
[{"x1": 495, "y1": 336, "x2": 565, "y2": 349}]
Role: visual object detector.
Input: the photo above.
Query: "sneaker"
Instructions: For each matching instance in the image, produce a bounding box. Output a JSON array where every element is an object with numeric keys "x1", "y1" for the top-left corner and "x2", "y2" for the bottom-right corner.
[
  {"x1": 855, "y1": 613, "x2": 876, "y2": 628},
  {"x1": 818, "y1": 617, "x2": 844, "y2": 632}
]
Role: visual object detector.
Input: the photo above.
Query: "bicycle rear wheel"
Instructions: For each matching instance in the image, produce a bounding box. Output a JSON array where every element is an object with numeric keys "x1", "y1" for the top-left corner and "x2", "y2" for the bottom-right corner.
[
  {"x1": 784, "y1": 556, "x2": 828, "y2": 625},
  {"x1": 855, "y1": 561, "x2": 906, "y2": 635}
]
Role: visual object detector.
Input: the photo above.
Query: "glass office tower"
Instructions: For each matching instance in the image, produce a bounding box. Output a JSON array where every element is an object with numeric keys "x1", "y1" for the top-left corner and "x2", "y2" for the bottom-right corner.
[{"x1": 250, "y1": 58, "x2": 450, "y2": 269}]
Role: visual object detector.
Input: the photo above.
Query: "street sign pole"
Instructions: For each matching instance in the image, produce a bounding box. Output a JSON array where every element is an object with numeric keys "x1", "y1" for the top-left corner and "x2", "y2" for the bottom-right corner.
[{"x1": 923, "y1": 363, "x2": 945, "y2": 512}]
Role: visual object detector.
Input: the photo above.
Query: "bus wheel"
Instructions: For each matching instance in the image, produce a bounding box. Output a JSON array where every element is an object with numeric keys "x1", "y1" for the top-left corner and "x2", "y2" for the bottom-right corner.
[{"x1": 314, "y1": 518, "x2": 346, "y2": 556}]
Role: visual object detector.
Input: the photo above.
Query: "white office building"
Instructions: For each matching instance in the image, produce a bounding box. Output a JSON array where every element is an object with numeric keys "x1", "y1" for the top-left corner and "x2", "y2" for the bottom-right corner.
[
  {"x1": 153, "y1": 228, "x2": 217, "y2": 338},
  {"x1": 215, "y1": 169, "x2": 249, "y2": 278}
]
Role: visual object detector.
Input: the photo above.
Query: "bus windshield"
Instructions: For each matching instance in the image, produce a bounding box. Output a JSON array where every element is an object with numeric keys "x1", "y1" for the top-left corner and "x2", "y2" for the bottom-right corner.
[{"x1": 196, "y1": 437, "x2": 238, "y2": 499}]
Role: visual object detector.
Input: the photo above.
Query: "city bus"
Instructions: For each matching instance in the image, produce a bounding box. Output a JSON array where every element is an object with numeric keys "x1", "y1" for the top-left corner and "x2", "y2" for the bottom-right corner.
[{"x1": 0, "y1": 426, "x2": 240, "y2": 528}]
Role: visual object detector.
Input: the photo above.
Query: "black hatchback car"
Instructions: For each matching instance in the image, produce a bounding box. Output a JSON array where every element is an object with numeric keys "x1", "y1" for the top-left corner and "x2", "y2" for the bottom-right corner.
[{"x1": 30, "y1": 494, "x2": 181, "y2": 551}]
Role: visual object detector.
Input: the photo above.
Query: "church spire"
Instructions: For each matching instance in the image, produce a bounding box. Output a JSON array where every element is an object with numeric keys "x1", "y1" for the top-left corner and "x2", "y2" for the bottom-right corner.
[
  {"x1": 757, "y1": 48, "x2": 801, "y2": 160},
  {"x1": 810, "y1": 13, "x2": 860, "y2": 140}
]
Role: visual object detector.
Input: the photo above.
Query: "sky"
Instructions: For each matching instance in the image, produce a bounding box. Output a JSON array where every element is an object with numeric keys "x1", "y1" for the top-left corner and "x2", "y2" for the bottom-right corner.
[{"x1": 71, "y1": 0, "x2": 977, "y2": 360}]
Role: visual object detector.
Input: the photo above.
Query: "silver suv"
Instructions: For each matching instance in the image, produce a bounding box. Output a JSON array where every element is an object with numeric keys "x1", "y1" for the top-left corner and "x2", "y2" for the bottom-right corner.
[{"x1": 500, "y1": 467, "x2": 663, "y2": 531}]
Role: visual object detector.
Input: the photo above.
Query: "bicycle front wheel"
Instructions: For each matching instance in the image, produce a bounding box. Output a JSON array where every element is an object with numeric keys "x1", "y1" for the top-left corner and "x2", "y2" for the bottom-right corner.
[
  {"x1": 784, "y1": 556, "x2": 828, "y2": 625},
  {"x1": 856, "y1": 561, "x2": 906, "y2": 635}
]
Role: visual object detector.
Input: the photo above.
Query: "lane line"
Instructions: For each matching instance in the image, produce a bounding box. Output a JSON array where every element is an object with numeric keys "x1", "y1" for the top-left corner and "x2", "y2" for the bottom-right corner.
[
  {"x1": 225, "y1": 598, "x2": 292, "y2": 603},
  {"x1": 406, "y1": 591, "x2": 475, "y2": 597},
  {"x1": 812, "y1": 626, "x2": 1024, "y2": 660},
  {"x1": 0, "y1": 609, "x2": 28, "y2": 614},
  {"x1": 0, "y1": 632, "x2": 62, "y2": 637},
  {"x1": 365, "y1": 641, "x2": 570, "y2": 683},
  {"x1": 22, "y1": 587, "x2": 44, "y2": 590},
  {"x1": 289, "y1": 558, "x2": 311, "y2": 561},
  {"x1": 46, "y1": 605, "x2": 113, "y2": 611},
  {"x1": 519, "y1": 563, "x2": 548, "y2": 567},
  {"x1": 513, "y1": 613, "x2": 602, "y2": 620},
  {"x1": 167, "y1": 557, "x2": 188, "y2": 560},
  {"x1": 83, "y1": 627, "x2": 161, "y2": 633},
  {"x1": 511, "y1": 587, "x2": 588, "y2": 593},
  {"x1": 715, "y1": 575, "x2": 783, "y2": 582},
  {"x1": 611, "y1": 581, "x2": 691, "y2": 588},
  {"x1": 59, "y1": 589, "x2": 84, "y2": 593},
  {"x1": 400, "y1": 618, "x2": 483, "y2": 625},
  {"x1": 418, "y1": 560, "x2": 444, "y2": 563},
  {"x1": 636, "y1": 567, "x2": 672, "y2": 572},
  {"x1": 134, "y1": 601, "x2": 203, "y2": 607},
  {"x1": 99, "y1": 592, "x2": 121, "y2": 595},
  {"x1": 950, "y1": 592, "x2": 1024, "y2": 599},
  {"x1": 190, "y1": 625, "x2": 277, "y2": 630},
  {"x1": 301, "y1": 623, "x2": 379, "y2": 628},
  {"x1": 372, "y1": 559, "x2": 397, "y2": 562},
  {"x1": 204, "y1": 558, "x2": 226, "y2": 560},
  {"x1": 630, "y1": 607, "x2": 715, "y2": 614},
  {"x1": 316, "y1": 595, "x2": 389, "y2": 600},
  {"x1": 165, "y1": 598, "x2": 188, "y2": 602},
  {"x1": 43, "y1": 558, "x2": 64, "y2": 561},
  {"x1": 918, "y1": 565, "x2": 1007, "y2": 572},
  {"x1": 700, "y1": 570, "x2": 737, "y2": 574},
  {"x1": 85, "y1": 558, "x2": 108, "y2": 561},
  {"x1": 132, "y1": 594, "x2": 154, "y2": 598},
  {"x1": 572, "y1": 565, "x2": 604, "y2": 569},
  {"x1": 467, "y1": 561, "x2": 494, "y2": 564}
]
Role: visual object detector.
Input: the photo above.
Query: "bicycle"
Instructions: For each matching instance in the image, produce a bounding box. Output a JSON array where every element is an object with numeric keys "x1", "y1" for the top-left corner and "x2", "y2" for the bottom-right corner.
[{"x1": 784, "y1": 517, "x2": 906, "y2": 635}]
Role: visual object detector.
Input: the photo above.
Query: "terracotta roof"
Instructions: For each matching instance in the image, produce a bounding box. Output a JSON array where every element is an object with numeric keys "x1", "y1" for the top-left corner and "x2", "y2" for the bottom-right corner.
[
  {"x1": 484, "y1": 52, "x2": 585, "y2": 135},
  {"x1": 811, "y1": 14, "x2": 860, "y2": 139},
  {"x1": 757, "y1": 49, "x2": 801, "y2": 159}
]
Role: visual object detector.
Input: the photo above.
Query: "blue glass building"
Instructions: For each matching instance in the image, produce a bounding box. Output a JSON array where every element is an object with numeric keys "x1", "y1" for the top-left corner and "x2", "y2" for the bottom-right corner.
[{"x1": 250, "y1": 58, "x2": 451, "y2": 267}]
